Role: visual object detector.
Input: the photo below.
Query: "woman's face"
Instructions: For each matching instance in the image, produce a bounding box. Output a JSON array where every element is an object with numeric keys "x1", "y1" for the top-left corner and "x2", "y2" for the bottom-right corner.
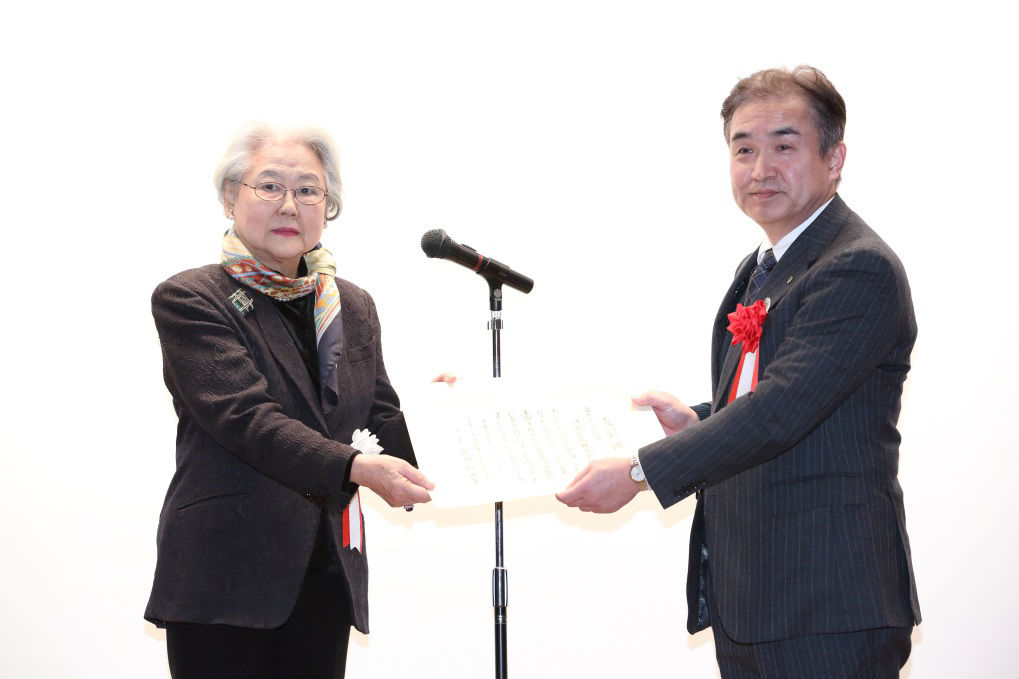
[{"x1": 225, "y1": 139, "x2": 328, "y2": 277}]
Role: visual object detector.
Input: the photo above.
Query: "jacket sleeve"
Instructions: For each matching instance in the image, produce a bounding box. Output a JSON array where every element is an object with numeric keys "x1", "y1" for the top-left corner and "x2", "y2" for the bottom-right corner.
[
  {"x1": 691, "y1": 401, "x2": 713, "y2": 421},
  {"x1": 153, "y1": 276, "x2": 357, "y2": 510},
  {"x1": 640, "y1": 245, "x2": 912, "y2": 508}
]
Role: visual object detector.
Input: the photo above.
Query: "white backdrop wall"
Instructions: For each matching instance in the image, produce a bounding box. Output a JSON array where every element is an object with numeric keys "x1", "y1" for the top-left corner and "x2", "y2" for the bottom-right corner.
[{"x1": 1, "y1": 1, "x2": 1015, "y2": 677}]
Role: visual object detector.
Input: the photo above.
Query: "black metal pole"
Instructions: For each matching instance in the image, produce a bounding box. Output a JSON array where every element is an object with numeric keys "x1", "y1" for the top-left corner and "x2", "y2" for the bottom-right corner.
[
  {"x1": 488, "y1": 281, "x2": 508, "y2": 679},
  {"x1": 494, "y1": 501, "x2": 507, "y2": 678}
]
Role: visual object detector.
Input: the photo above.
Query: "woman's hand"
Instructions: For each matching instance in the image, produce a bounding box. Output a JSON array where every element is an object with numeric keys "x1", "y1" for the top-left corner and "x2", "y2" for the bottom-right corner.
[
  {"x1": 350, "y1": 454, "x2": 435, "y2": 508},
  {"x1": 632, "y1": 390, "x2": 700, "y2": 436}
]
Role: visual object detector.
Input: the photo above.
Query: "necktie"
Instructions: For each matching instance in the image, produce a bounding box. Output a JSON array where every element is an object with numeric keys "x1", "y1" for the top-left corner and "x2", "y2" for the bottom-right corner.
[{"x1": 745, "y1": 248, "x2": 776, "y2": 303}]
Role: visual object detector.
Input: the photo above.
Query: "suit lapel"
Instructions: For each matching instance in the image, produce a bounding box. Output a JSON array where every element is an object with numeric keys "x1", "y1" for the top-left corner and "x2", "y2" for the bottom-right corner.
[
  {"x1": 711, "y1": 252, "x2": 757, "y2": 410},
  {"x1": 244, "y1": 287, "x2": 331, "y2": 434}
]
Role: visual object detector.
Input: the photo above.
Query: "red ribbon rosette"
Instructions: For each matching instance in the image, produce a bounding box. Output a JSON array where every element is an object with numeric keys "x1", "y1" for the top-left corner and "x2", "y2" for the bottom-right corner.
[
  {"x1": 727, "y1": 299, "x2": 768, "y2": 353},
  {"x1": 725, "y1": 299, "x2": 768, "y2": 402}
]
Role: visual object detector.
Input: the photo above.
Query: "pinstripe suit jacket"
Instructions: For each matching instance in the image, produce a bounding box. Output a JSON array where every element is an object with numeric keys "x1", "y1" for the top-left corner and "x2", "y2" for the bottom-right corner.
[
  {"x1": 144, "y1": 264, "x2": 414, "y2": 634},
  {"x1": 639, "y1": 195, "x2": 920, "y2": 643}
]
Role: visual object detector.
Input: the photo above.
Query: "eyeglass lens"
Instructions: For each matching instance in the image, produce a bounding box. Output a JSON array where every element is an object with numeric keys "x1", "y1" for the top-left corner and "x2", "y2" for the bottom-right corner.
[{"x1": 249, "y1": 182, "x2": 326, "y2": 205}]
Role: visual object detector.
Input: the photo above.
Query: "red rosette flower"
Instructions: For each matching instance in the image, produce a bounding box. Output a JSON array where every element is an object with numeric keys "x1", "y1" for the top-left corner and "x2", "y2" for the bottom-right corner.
[{"x1": 727, "y1": 300, "x2": 768, "y2": 353}]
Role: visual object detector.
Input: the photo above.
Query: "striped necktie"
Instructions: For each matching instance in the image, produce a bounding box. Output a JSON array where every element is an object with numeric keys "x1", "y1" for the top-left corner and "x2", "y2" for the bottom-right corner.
[{"x1": 745, "y1": 248, "x2": 776, "y2": 303}]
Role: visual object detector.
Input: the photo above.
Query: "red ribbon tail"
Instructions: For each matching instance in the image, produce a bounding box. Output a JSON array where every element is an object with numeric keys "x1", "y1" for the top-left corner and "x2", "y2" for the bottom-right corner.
[
  {"x1": 727, "y1": 349, "x2": 749, "y2": 404},
  {"x1": 341, "y1": 504, "x2": 350, "y2": 548}
]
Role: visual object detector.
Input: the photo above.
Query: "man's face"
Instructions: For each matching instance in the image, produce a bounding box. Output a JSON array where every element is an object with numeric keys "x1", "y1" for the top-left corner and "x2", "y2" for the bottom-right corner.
[{"x1": 728, "y1": 96, "x2": 845, "y2": 240}]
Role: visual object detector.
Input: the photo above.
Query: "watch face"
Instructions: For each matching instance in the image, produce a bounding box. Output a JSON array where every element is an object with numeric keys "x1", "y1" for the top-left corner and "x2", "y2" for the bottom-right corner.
[{"x1": 630, "y1": 465, "x2": 645, "y2": 482}]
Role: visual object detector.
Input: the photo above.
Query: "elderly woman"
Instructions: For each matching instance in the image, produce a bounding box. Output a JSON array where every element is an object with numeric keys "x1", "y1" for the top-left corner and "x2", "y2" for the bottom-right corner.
[{"x1": 144, "y1": 124, "x2": 432, "y2": 679}]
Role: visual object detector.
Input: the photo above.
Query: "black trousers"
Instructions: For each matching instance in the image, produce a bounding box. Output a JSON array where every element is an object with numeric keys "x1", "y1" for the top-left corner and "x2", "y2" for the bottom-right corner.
[
  {"x1": 705, "y1": 562, "x2": 911, "y2": 679},
  {"x1": 165, "y1": 572, "x2": 352, "y2": 679}
]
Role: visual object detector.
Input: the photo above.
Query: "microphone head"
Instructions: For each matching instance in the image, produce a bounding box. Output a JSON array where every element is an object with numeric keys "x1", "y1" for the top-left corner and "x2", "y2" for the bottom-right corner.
[{"x1": 421, "y1": 229, "x2": 451, "y2": 258}]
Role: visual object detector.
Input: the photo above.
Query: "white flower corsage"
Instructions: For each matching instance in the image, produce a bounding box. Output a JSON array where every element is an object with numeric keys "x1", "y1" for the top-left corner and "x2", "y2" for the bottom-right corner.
[{"x1": 350, "y1": 428, "x2": 384, "y2": 455}]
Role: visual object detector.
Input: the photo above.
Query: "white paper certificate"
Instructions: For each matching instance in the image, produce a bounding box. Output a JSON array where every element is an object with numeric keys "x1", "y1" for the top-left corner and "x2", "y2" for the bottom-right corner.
[{"x1": 401, "y1": 380, "x2": 665, "y2": 507}]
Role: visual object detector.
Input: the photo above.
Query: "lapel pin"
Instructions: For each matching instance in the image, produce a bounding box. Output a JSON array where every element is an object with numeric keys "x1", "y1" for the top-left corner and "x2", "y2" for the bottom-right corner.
[
  {"x1": 228, "y1": 289, "x2": 254, "y2": 316},
  {"x1": 786, "y1": 275, "x2": 794, "y2": 284}
]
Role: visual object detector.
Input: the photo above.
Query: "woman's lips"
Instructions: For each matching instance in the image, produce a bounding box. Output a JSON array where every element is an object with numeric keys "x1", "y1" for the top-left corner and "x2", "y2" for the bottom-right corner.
[{"x1": 272, "y1": 228, "x2": 300, "y2": 236}]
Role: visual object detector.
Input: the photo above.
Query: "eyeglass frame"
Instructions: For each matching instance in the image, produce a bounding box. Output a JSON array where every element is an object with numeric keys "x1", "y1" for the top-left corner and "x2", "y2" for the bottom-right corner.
[{"x1": 234, "y1": 180, "x2": 329, "y2": 206}]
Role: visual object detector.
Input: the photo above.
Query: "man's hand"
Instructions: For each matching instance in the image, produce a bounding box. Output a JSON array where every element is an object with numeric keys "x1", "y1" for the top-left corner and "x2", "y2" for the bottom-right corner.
[
  {"x1": 556, "y1": 458, "x2": 639, "y2": 513},
  {"x1": 632, "y1": 390, "x2": 700, "y2": 436},
  {"x1": 350, "y1": 454, "x2": 435, "y2": 508}
]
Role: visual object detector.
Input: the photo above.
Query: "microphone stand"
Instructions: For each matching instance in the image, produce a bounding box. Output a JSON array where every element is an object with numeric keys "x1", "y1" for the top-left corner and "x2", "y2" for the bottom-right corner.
[{"x1": 487, "y1": 280, "x2": 508, "y2": 679}]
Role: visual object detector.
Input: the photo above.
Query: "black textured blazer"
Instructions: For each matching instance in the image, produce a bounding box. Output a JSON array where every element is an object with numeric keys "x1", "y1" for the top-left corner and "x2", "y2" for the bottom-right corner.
[
  {"x1": 640, "y1": 195, "x2": 921, "y2": 643},
  {"x1": 144, "y1": 264, "x2": 414, "y2": 634}
]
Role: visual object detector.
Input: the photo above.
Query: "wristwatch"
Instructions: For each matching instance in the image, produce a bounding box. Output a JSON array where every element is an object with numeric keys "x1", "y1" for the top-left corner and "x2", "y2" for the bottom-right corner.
[{"x1": 629, "y1": 455, "x2": 648, "y2": 491}]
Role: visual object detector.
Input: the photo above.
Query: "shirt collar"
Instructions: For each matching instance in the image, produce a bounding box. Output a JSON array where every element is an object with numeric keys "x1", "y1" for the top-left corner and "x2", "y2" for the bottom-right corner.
[{"x1": 757, "y1": 196, "x2": 834, "y2": 264}]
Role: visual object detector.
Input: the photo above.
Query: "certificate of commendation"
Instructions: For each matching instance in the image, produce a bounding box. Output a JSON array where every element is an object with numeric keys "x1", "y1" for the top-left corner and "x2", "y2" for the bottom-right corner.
[{"x1": 401, "y1": 380, "x2": 665, "y2": 507}]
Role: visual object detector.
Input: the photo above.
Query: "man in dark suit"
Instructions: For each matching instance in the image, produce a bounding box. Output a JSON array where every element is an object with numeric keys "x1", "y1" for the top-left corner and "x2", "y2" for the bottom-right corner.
[{"x1": 557, "y1": 66, "x2": 920, "y2": 677}]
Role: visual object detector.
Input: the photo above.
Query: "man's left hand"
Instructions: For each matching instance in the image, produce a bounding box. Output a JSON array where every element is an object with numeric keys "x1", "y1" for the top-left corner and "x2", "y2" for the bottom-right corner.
[{"x1": 556, "y1": 458, "x2": 639, "y2": 513}]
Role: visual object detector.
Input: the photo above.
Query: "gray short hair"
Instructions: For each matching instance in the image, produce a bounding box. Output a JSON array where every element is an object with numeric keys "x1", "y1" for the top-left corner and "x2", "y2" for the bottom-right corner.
[
  {"x1": 214, "y1": 122, "x2": 343, "y2": 220},
  {"x1": 720, "y1": 65, "x2": 846, "y2": 156}
]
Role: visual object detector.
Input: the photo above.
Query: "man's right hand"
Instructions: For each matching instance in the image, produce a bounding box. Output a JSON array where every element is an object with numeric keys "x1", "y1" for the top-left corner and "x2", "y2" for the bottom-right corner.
[{"x1": 632, "y1": 390, "x2": 700, "y2": 436}]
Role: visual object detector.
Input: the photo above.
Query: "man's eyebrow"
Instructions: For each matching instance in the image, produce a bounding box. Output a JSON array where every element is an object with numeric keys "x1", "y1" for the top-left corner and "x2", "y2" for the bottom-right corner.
[{"x1": 729, "y1": 126, "x2": 803, "y2": 144}]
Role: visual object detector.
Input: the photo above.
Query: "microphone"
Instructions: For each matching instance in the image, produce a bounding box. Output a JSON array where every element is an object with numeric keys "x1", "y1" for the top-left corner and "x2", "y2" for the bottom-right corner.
[{"x1": 421, "y1": 229, "x2": 534, "y2": 294}]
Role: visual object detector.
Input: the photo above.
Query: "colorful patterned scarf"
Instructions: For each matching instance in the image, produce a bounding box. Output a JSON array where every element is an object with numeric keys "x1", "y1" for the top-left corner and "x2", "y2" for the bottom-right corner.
[{"x1": 221, "y1": 229, "x2": 342, "y2": 345}]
